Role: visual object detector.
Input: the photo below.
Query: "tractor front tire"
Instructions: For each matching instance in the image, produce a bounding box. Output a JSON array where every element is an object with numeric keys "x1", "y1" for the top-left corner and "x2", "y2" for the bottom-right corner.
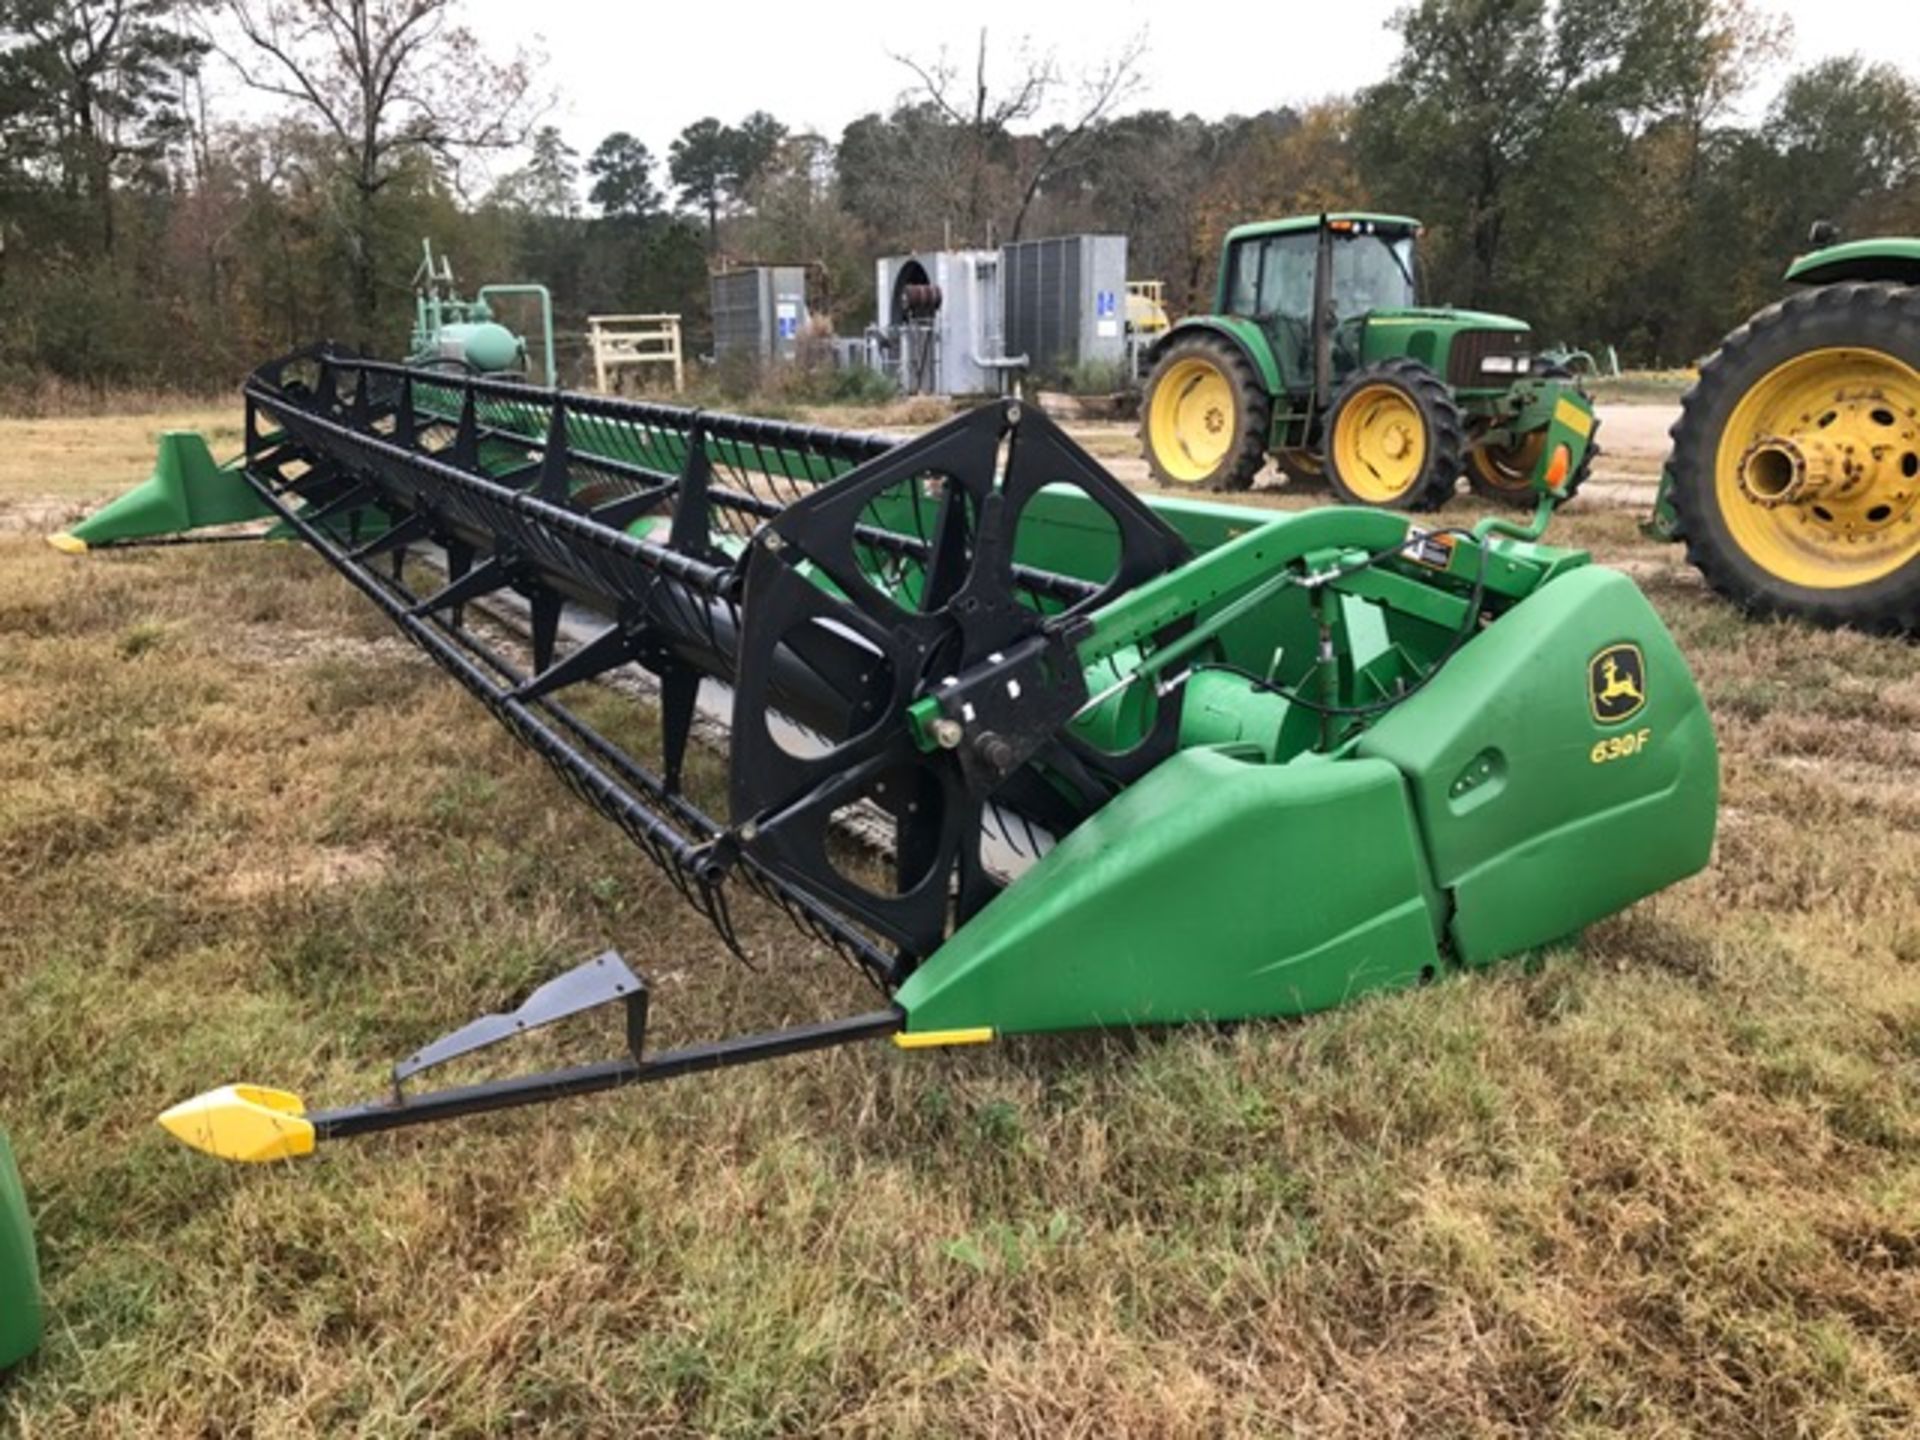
[
  {"x1": 1140, "y1": 336, "x2": 1271, "y2": 492},
  {"x1": 1667, "y1": 281, "x2": 1920, "y2": 634},
  {"x1": 1322, "y1": 359, "x2": 1465, "y2": 512}
]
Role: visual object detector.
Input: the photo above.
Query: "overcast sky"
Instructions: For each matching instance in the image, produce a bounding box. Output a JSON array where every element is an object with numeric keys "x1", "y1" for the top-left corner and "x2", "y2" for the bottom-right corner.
[{"x1": 466, "y1": 0, "x2": 1920, "y2": 163}]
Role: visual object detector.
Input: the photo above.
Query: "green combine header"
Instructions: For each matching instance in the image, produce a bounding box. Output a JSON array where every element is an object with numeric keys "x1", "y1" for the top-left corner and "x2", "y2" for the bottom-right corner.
[{"x1": 51, "y1": 326, "x2": 1715, "y2": 1163}]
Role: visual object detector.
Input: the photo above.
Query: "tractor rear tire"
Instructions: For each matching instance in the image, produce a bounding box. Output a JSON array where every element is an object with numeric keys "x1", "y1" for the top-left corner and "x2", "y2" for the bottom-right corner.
[
  {"x1": 1465, "y1": 364, "x2": 1597, "y2": 507},
  {"x1": 1667, "y1": 282, "x2": 1920, "y2": 634},
  {"x1": 1322, "y1": 359, "x2": 1464, "y2": 512},
  {"x1": 1140, "y1": 335, "x2": 1271, "y2": 492}
]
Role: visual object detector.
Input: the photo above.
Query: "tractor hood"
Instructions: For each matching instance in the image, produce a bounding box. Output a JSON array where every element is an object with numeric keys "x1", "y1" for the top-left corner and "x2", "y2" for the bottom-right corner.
[{"x1": 1365, "y1": 306, "x2": 1532, "y2": 333}]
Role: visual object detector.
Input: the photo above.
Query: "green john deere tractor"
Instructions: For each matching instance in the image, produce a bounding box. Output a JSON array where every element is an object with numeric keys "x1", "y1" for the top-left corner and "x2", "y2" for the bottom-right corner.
[
  {"x1": 1650, "y1": 225, "x2": 1920, "y2": 634},
  {"x1": 1141, "y1": 212, "x2": 1590, "y2": 510}
]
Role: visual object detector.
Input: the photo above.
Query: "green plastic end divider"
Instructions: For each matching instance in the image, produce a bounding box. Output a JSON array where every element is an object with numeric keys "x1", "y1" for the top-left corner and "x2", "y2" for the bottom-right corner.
[
  {"x1": 64, "y1": 431, "x2": 270, "y2": 548},
  {"x1": 0, "y1": 1127, "x2": 41, "y2": 1371}
]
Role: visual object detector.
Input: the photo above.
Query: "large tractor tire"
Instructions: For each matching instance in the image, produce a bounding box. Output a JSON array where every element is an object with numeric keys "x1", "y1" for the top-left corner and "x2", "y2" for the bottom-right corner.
[
  {"x1": 1465, "y1": 365, "x2": 1597, "y2": 507},
  {"x1": 1140, "y1": 335, "x2": 1271, "y2": 492},
  {"x1": 1668, "y1": 282, "x2": 1920, "y2": 634},
  {"x1": 1322, "y1": 359, "x2": 1465, "y2": 511}
]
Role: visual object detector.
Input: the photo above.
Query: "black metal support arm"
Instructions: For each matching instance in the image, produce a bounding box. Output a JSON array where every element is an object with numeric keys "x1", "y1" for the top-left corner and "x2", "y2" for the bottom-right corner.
[{"x1": 310, "y1": 1008, "x2": 904, "y2": 1142}]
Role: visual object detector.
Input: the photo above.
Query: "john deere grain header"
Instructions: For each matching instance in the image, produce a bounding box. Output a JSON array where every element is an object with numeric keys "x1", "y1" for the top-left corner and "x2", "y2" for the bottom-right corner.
[{"x1": 51, "y1": 302, "x2": 1717, "y2": 1162}]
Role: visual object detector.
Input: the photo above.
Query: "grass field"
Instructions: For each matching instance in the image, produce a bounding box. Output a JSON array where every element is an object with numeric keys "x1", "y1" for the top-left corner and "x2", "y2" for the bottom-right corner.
[{"x1": 2, "y1": 409, "x2": 1917, "y2": 1437}]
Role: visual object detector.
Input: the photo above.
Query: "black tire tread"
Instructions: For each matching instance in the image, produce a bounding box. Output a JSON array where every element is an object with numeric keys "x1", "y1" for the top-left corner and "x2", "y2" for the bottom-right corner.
[
  {"x1": 1667, "y1": 281, "x2": 1920, "y2": 636},
  {"x1": 1322, "y1": 358, "x2": 1465, "y2": 512},
  {"x1": 1138, "y1": 334, "x2": 1272, "y2": 492}
]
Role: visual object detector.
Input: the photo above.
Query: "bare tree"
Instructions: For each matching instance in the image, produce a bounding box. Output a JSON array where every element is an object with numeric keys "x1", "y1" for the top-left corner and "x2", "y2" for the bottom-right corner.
[
  {"x1": 892, "y1": 27, "x2": 1146, "y2": 243},
  {"x1": 213, "y1": 0, "x2": 542, "y2": 328}
]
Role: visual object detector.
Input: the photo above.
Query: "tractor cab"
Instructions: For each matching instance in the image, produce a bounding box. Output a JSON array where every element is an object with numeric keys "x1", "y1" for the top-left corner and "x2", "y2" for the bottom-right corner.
[{"x1": 1219, "y1": 213, "x2": 1421, "y2": 396}]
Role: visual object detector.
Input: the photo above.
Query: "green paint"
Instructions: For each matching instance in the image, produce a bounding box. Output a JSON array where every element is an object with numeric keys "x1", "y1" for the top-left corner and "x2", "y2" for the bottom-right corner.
[
  {"x1": 409, "y1": 239, "x2": 555, "y2": 384},
  {"x1": 1222, "y1": 212, "x2": 1423, "y2": 247},
  {"x1": 59, "y1": 364, "x2": 1713, "y2": 1056},
  {"x1": 1643, "y1": 468, "x2": 1683, "y2": 541},
  {"x1": 1784, "y1": 235, "x2": 1920, "y2": 286},
  {"x1": 1154, "y1": 315, "x2": 1286, "y2": 394},
  {"x1": 896, "y1": 748, "x2": 1446, "y2": 1032},
  {"x1": 0, "y1": 1128, "x2": 41, "y2": 1370},
  {"x1": 476, "y1": 284, "x2": 557, "y2": 386},
  {"x1": 1081, "y1": 503, "x2": 1568, "y2": 669},
  {"x1": 61, "y1": 432, "x2": 271, "y2": 547},
  {"x1": 1356, "y1": 565, "x2": 1718, "y2": 963},
  {"x1": 898, "y1": 559, "x2": 1717, "y2": 1035},
  {"x1": 1151, "y1": 210, "x2": 1574, "y2": 482}
]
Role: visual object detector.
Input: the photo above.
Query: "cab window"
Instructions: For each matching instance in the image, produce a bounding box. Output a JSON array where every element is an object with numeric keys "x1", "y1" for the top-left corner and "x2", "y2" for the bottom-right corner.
[
  {"x1": 1223, "y1": 233, "x2": 1317, "y2": 319},
  {"x1": 1330, "y1": 235, "x2": 1417, "y2": 316}
]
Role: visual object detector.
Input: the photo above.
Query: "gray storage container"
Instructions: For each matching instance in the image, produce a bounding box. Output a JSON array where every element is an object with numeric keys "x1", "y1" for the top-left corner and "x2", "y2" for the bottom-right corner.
[
  {"x1": 711, "y1": 266, "x2": 809, "y2": 365},
  {"x1": 1002, "y1": 234, "x2": 1129, "y2": 383}
]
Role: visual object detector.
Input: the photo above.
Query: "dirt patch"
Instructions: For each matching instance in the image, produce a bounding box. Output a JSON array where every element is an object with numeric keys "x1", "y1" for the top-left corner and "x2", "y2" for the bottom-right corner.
[
  {"x1": 0, "y1": 493, "x2": 97, "y2": 536},
  {"x1": 217, "y1": 844, "x2": 392, "y2": 902},
  {"x1": 211, "y1": 621, "x2": 419, "y2": 670}
]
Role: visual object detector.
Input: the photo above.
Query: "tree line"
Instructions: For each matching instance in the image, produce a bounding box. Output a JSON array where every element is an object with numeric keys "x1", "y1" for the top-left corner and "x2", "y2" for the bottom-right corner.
[{"x1": 1, "y1": 0, "x2": 1916, "y2": 396}]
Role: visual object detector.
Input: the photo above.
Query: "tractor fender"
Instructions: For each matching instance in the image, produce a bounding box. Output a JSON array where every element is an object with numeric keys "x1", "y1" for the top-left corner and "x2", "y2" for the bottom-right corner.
[
  {"x1": 1784, "y1": 237, "x2": 1920, "y2": 287},
  {"x1": 1146, "y1": 316, "x2": 1283, "y2": 397}
]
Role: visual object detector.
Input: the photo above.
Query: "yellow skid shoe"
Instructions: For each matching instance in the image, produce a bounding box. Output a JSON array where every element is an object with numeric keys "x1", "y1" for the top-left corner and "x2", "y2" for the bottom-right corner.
[
  {"x1": 891, "y1": 1027, "x2": 995, "y2": 1050},
  {"x1": 45, "y1": 533, "x2": 87, "y2": 555},
  {"x1": 157, "y1": 1085, "x2": 315, "y2": 1163}
]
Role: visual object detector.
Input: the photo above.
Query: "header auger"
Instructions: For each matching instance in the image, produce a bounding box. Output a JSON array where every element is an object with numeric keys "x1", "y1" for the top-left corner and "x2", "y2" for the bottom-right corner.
[{"x1": 54, "y1": 344, "x2": 1715, "y2": 1163}]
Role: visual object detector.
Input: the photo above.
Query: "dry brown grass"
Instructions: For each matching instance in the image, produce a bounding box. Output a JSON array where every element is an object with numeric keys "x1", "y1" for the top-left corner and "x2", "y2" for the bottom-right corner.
[
  {"x1": 0, "y1": 416, "x2": 1916, "y2": 1437},
  {"x1": 0, "y1": 406, "x2": 242, "y2": 507}
]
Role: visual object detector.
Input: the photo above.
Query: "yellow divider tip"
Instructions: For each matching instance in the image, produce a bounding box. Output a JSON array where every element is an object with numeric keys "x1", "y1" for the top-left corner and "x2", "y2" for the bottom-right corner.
[
  {"x1": 157, "y1": 1084, "x2": 315, "y2": 1163},
  {"x1": 46, "y1": 533, "x2": 87, "y2": 555},
  {"x1": 892, "y1": 1026, "x2": 995, "y2": 1050}
]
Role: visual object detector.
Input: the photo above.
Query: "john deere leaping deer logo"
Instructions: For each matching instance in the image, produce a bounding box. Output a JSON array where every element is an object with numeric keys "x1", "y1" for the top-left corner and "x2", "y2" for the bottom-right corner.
[{"x1": 1589, "y1": 643, "x2": 1647, "y2": 724}]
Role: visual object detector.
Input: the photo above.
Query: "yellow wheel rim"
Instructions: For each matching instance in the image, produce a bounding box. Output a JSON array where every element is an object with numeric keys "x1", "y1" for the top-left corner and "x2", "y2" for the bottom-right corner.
[
  {"x1": 1715, "y1": 347, "x2": 1920, "y2": 588},
  {"x1": 1148, "y1": 356, "x2": 1238, "y2": 484},
  {"x1": 1333, "y1": 383, "x2": 1428, "y2": 503}
]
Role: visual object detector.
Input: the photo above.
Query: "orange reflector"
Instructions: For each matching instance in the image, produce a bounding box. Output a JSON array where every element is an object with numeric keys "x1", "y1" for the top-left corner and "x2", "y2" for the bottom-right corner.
[
  {"x1": 1544, "y1": 444, "x2": 1572, "y2": 492},
  {"x1": 1329, "y1": 218, "x2": 1354, "y2": 231}
]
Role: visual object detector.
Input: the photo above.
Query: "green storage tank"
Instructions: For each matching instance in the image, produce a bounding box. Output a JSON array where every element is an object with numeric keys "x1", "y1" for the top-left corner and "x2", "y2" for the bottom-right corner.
[{"x1": 0, "y1": 1127, "x2": 40, "y2": 1371}]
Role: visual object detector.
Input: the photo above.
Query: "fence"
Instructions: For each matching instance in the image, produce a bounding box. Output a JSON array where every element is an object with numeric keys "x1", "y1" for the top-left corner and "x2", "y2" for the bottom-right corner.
[{"x1": 588, "y1": 314, "x2": 685, "y2": 394}]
